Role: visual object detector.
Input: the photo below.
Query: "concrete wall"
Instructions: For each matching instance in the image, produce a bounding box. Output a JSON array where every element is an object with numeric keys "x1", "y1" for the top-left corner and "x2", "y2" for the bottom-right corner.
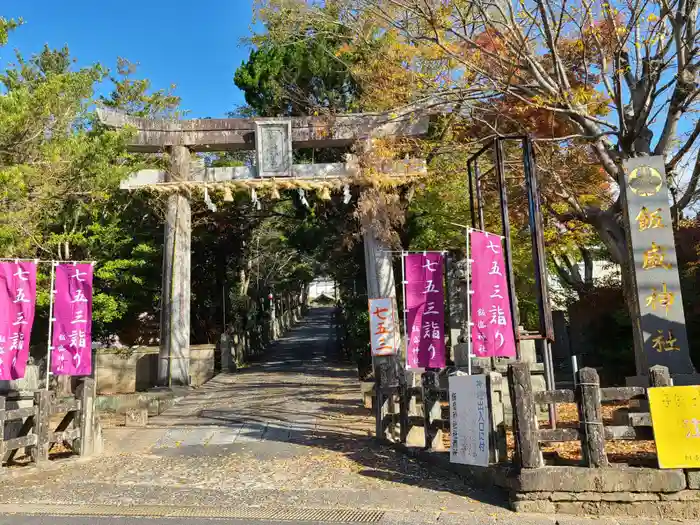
[{"x1": 95, "y1": 344, "x2": 216, "y2": 395}]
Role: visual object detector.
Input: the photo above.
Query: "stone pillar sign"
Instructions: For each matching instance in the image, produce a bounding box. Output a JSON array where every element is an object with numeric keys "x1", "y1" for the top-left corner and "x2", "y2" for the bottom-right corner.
[{"x1": 622, "y1": 156, "x2": 695, "y2": 376}]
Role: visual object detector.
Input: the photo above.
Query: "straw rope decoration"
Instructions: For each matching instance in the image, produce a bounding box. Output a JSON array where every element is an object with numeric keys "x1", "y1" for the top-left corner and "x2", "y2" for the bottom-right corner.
[{"x1": 123, "y1": 169, "x2": 428, "y2": 198}]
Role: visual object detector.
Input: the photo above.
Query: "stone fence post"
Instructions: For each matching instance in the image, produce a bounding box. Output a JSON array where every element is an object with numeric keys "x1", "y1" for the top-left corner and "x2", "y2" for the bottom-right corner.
[
  {"x1": 77, "y1": 377, "x2": 97, "y2": 457},
  {"x1": 649, "y1": 365, "x2": 672, "y2": 387},
  {"x1": 32, "y1": 390, "x2": 51, "y2": 464},
  {"x1": 576, "y1": 367, "x2": 608, "y2": 467},
  {"x1": 421, "y1": 371, "x2": 443, "y2": 450},
  {"x1": 0, "y1": 397, "x2": 5, "y2": 466},
  {"x1": 507, "y1": 362, "x2": 543, "y2": 468},
  {"x1": 219, "y1": 333, "x2": 233, "y2": 372},
  {"x1": 487, "y1": 371, "x2": 508, "y2": 463}
]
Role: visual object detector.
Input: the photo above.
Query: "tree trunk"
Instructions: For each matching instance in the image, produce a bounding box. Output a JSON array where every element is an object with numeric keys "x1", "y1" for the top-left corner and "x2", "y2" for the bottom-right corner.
[{"x1": 589, "y1": 210, "x2": 645, "y2": 376}]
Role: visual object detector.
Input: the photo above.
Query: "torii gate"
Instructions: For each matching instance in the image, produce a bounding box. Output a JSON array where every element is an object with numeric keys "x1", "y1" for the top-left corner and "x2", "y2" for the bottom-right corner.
[{"x1": 97, "y1": 108, "x2": 429, "y2": 387}]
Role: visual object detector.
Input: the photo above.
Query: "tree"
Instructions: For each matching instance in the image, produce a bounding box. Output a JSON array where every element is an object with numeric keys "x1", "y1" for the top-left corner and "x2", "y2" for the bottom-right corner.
[
  {"x1": 234, "y1": 26, "x2": 360, "y2": 116},
  {"x1": 0, "y1": 17, "x2": 21, "y2": 46}
]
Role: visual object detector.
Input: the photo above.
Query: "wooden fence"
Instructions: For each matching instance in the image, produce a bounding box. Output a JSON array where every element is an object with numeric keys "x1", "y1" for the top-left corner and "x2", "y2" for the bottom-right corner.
[
  {"x1": 374, "y1": 367, "x2": 511, "y2": 461},
  {"x1": 509, "y1": 362, "x2": 668, "y2": 468},
  {"x1": 1, "y1": 377, "x2": 97, "y2": 468},
  {"x1": 376, "y1": 362, "x2": 669, "y2": 470}
]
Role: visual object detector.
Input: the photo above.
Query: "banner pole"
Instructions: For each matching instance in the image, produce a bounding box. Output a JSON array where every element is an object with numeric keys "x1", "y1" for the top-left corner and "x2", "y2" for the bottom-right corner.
[
  {"x1": 466, "y1": 230, "x2": 472, "y2": 376},
  {"x1": 45, "y1": 261, "x2": 57, "y2": 390},
  {"x1": 401, "y1": 252, "x2": 409, "y2": 369}
]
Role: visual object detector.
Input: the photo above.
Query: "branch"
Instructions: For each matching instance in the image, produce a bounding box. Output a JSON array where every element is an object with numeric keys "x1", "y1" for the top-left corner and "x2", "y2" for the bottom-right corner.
[
  {"x1": 580, "y1": 246, "x2": 594, "y2": 286},
  {"x1": 674, "y1": 145, "x2": 700, "y2": 212},
  {"x1": 667, "y1": 118, "x2": 700, "y2": 172},
  {"x1": 552, "y1": 255, "x2": 579, "y2": 288}
]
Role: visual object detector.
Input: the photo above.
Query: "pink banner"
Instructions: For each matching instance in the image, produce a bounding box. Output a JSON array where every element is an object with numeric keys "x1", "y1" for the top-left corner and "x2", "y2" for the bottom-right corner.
[
  {"x1": 0, "y1": 262, "x2": 37, "y2": 380},
  {"x1": 405, "y1": 253, "x2": 446, "y2": 369},
  {"x1": 51, "y1": 264, "x2": 93, "y2": 376},
  {"x1": 470, "y1": 231, "x2": 516, "y2": 358}
]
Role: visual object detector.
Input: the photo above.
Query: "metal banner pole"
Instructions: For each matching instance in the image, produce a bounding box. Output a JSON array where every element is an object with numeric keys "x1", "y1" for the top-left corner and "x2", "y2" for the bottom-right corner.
[
  {"x1": 443, "y1": 253, "x2": 453, "y2": 362},
  {"x1": 466, "y1": 229, "x2": 473, "y2": 376},
  {"x1": 401, "y1": 252, "x2": 409, "y2": 368},
  {"x1": 467, "y1": 161, "x2": 476, "y2": 229},
  {"x1": 494, "y1": 139, "x2": 520, "y2": 360},
  {"x1": 45, "y1": 261, "x2": 57, "y2": 390},
  {"x1": 544, "y1": 339, "x2": 557, "y2": 429}
]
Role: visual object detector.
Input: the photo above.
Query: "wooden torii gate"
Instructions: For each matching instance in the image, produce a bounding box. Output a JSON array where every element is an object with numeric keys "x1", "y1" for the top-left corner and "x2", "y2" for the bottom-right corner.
[{"x1": 97, "y1": 108, "x2": 430, "y2": 387}]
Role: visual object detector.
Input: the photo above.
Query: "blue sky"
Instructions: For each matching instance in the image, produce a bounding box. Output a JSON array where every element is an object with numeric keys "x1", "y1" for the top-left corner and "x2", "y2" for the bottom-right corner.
[{"x1": 2, "y1": 1, "x2": 257, "y2": 117}]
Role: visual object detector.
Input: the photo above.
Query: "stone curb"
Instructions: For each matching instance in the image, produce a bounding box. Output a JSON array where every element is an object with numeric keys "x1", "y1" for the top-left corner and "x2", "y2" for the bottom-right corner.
[{"x1": 387, "y1": 440, "x2": 699, "y2": 524}]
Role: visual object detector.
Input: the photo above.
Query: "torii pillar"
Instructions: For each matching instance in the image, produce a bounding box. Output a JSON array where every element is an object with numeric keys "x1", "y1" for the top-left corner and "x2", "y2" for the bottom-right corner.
[
  {"x1": 160, "y1": 145, "x2": 192, "y2": 386},
  {"x1": 364, "y1": 228, "x2": 404, "y2": 440}
]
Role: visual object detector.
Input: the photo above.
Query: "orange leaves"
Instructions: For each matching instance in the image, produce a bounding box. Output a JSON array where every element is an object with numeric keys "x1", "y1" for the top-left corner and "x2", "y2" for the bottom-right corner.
[
  {"x1": 467, "y1": 94, "x2": 578, "y2": 139},
  {"x1": 335, "y1": 43, "x2": 352, "y2": 57},
  {"x1": 580, "y1": 11, "x2": 628, "y2": 57},
  {"x1": 473, "y1": 28, "x2": 507, "y2": 55}
]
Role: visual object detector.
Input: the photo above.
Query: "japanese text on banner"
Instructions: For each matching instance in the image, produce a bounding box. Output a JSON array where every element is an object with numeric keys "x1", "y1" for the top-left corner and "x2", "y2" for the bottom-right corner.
[
  {"x1": 470, "y1": 231, "x2": 516, "y2": 358},
  {"x1": 51, "y1": 264, "x2": 93, "y2": 376},
  {"x1": 368, "y1": 297, "x2": 398, "y2": 356},
  {"x1": 0, "y1": 262, "x2": 37, "y2": 380},
  {"x1": 404, "y1": 253, "x2": 446, "y2": 369}
]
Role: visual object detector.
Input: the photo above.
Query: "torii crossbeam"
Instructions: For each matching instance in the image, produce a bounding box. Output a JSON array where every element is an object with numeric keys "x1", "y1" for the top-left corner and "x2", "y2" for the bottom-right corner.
[{"x1": 98, "y1": 108, "x2": 430, "y2": 387}]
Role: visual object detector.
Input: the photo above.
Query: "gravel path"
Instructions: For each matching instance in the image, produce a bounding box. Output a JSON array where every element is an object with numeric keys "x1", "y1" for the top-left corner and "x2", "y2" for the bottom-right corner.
[{"x1": 0, "y1": 308, "x2": 508, "y2": 518}]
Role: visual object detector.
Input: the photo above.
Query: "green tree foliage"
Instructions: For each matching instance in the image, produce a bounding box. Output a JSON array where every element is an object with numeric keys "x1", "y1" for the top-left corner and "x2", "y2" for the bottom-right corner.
[
  {"x1": 101, "y1": 58, "x2": 181, "y2": 119},
  {"x1": 0, "y1": 17, "x2": 21, "y2": 46},
  {"x1": 235, "y1": 9, "x2": 359, "y2": 117}
]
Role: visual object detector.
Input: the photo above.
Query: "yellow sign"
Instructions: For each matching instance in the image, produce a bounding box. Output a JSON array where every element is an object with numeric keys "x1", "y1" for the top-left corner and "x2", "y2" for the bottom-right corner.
[{"x1": 649, "y1": 386, "x2": 700, "y2": 468}]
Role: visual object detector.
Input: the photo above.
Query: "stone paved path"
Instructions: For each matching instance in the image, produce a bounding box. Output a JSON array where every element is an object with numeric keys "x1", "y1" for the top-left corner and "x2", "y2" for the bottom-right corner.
[{"x1": 0, "y1": 308, "x2": 512, "y2": 523}]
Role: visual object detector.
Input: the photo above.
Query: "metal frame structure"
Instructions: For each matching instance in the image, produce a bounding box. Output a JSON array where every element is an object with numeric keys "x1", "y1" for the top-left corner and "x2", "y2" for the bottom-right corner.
[{"x1": 467, "y1": 136, "x2": 557, "y2": 422}]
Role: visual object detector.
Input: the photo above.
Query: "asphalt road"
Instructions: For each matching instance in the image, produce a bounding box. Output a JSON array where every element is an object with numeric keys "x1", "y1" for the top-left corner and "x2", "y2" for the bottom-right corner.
[
  {"x1": 0, "y1": 519, "x2": 360, "y2": 525},
  {"x1": 0, "y1": 514, "x2": 686, "y2": 525},
  {"x1": 0, "y1": 517, "x2": 544, "y2": 525},
  {"x1": 0, "y1": 519, "x2": 378, "y2": 525}
]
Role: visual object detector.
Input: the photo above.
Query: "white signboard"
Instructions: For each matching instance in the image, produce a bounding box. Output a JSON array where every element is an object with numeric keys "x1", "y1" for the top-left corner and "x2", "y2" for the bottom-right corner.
[
  {"x1": 368, "y1": 297, "x2": 399, "y2": 356},
  {"x1": 449, "y1": 374, "x2": 490, "y2": 466}
]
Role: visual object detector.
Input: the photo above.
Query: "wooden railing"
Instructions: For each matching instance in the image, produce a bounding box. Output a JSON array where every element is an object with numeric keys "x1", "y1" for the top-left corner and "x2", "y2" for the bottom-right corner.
[
  {"x1": 1, "y1": 377, "x2": 97, "y2": 468},
  {"x1": 508, "y1": 362, "x2": 667, "y2": 468},
  {"x1": 374, "y1": 366, "x2": 512, "y2": 463}
]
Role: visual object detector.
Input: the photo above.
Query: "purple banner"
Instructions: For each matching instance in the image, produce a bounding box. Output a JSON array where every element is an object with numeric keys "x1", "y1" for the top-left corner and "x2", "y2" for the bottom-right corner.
[
  {"x1": 470, "y1": 231, "x2": 516, "y2": 358},
  {"x1": 51, "y1": 264, "x2": 93, "y2": 376},
  {"x1": 405, "y1": 253, "x2": 446, "y2": 369},
  {"x1": 0, "y1": 262, "x2": 37, "y2": 380}
]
